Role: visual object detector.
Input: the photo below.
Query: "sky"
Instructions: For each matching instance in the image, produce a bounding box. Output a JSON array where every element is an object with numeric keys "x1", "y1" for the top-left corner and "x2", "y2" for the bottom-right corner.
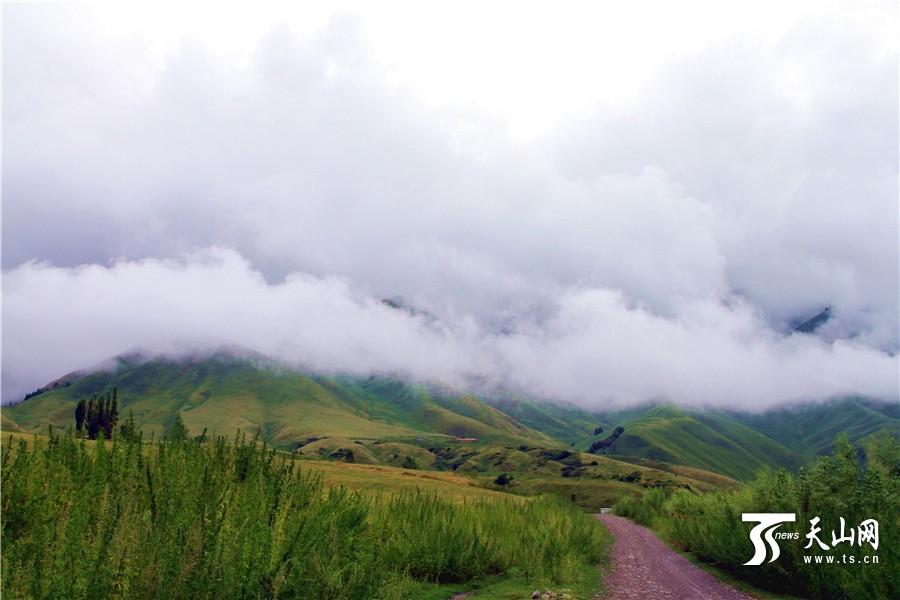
[{"x1": 3, "y1": 2, "x2": 898, "y2": 410}]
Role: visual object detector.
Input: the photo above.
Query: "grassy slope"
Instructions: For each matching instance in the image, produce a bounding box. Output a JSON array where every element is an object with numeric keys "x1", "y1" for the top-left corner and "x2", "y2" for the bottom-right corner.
[
  {"x1": 507, "y1": 451, "x2": 737, "y2": 510},
  {"x1": 321, "y1": 376, "x2": 560, "y2": 445},
  {"x1": 4, "y1": 355, "x2": 561, "y2": 449},
  {"x1": 727, "y1": 398, "x2": 900, "y2": 462},
  {"x1": 290, "y1": 433, "x2": 732, "y2": 510},
  {"x1": 3, "y1": 355, "x2": 423, "y2": 444},
  {"x1": 576, "y1": 405, "x2": 800, "y2": 481},
  {"x1": 486, "y1": 397, "x2": 611, "y2": 443}
]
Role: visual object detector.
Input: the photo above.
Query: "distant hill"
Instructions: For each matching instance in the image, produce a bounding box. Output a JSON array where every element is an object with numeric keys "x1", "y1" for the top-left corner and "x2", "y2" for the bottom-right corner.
[
  {"x1": 481, "y1": 396, "x2": 610, "y2": 443},
  {"x1": 727, "y1": 397, "x2": 900, "y2": 462},
  {"x1": 318, "y1": 376, "x2": 557, "y2": 445},
  {"x1": 2, "y1": 349, "x2": 556, "y2": 448},
  {"x1": 2, "y1": 348, "x2": 738, "y2": 509},
  {"x1": 567, "y1": 405, "x2": 801, "y2": 481},
  {"x1": 489, "y1": 398, "x2": 898, "y2": 482},
  {"x1": 5, "y1": 347, "x2": 895, "y2": 487}
]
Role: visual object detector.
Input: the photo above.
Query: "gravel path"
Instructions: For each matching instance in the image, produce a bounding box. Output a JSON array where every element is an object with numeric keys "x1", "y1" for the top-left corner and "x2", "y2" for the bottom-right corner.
[{"x1": 593, "y1": 514, "x2": 755, "y2": 600}]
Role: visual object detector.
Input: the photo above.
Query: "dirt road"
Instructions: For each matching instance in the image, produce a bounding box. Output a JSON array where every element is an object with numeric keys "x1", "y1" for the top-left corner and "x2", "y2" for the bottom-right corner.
[{"x1": 593, "y1": 514, "x2": 755, "y2": 600}]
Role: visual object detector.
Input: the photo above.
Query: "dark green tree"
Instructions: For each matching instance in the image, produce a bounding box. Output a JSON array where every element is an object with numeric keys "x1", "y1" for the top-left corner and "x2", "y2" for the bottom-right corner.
[
  {"x1": 111, "y1": 387, "x2": 119, "y2": 429},
  {"x1": 87, "y1": 394, "x2": 101, "y2": 440},
  {"x1": 77, "y1": 389, "x2": 122, "y2": 440},
  {"x1": 75, "y1": 399, "x2": 87, "y2": 433},
  {"x1": 106, "y1": 388, "x2": 119, "y2": 438}
]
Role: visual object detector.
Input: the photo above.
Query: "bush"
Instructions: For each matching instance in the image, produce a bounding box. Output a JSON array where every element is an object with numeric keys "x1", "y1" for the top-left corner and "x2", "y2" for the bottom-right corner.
[{"x1": 494, "y1": 472, "x2": 513, "y2": 486}]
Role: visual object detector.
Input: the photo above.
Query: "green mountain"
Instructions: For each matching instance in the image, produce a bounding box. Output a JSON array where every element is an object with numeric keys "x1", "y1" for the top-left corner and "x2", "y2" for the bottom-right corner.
[
  {"x1": 727, "y1": 397, "x2": 900, "y2": 462},
  {"x1": 6, "y1": 348, "x2": 893, "y2": 487},
  {"x1": 2, "y1": 350, "x2": 557, "y2": 449},
  {"x1": 565, "y1": 405, "x2": 800, "y2": 481},
  {"x1": 2, "y1": 349, "x2": 741, "y2": 510},
  {"x1": 487, "y1": 395, "x2": 898, "y2": 481},
  {"x1": 479, "y1": 396, "x2": 610, "y2": 443}
]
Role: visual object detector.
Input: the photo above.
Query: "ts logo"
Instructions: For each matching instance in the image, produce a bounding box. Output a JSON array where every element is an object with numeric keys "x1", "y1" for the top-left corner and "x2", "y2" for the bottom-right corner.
[{"x1": 742, "y1": 513, "x2": 796, "y2": 565}]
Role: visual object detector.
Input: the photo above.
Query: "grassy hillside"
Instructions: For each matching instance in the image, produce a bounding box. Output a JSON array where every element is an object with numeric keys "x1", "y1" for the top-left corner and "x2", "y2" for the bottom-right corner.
[
  {"x1": 319, "y1": 376, "x2": 558, "y2": 445},
  {"x1": 284, "y1": 435, "x2": 734, "y2": 510},
  {"x1": 575, "y1": 405, "x2": 800, "y2": 481},
  {"x1": 486, "y1": 397, "x2": 610, "y2": 443},
  {"x1": 728, "y1": 397, "x2": 900, "y2": 462},
  {"x1": 3, "y1": 352, "x2": 558, "y2": 449},
  {"x1": 3, "y1": 353, "x2": 423, "y2": 444},
  {"x1": 5, "y1": 351, "x2": 735, "y2": 508},
  {"x1": 4, "y1": 348, "x2": 809, "y2": 504}
]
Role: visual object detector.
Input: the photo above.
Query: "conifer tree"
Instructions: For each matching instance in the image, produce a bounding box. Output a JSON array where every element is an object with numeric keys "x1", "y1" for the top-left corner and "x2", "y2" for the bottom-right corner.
[
  {"x1": 87, "y1": 394, "x2": 101, "y2": 440},
  {"x1": 107, "y1": 389, "x2": 119, "y2": 438},
  {"x1": 77, "y1": 389, "x2": 122, "y2": 440},
  {"x1": 75, "y1": 399, "x2": 87, "y2": 433},
  {"x1": 112, "y1": 387, "x2": 119, "y2": 428}
]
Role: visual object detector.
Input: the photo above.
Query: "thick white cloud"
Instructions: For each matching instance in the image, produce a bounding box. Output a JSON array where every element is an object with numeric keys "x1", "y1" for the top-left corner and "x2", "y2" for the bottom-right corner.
[
  {"x1": 2, "y1": 249, "x2": 897, "y2": 408},
  {"x1": 1, "y1": 249, "x2": 493, "y2": 400},
  {"x1": 2, "y1": 4, "x2": 897, "y2": 407}
]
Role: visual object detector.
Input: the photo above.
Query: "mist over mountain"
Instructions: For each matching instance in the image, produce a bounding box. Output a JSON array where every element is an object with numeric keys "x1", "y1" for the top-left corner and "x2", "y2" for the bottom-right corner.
[
  {"x1": 3, "y1": 250, "x2": 898, "y2": 409},
  {"x1": 2, "y1": 5, "x2": 897, "y2": 409}
]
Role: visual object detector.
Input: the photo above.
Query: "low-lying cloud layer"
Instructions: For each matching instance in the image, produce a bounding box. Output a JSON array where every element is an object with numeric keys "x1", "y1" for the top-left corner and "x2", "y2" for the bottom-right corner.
[
  {"x1": 3, "y1": 6, "x2": 898, "y2": 408},
  {"x1": 4, "y1": 248, "x2": 897, "y2": 409}
]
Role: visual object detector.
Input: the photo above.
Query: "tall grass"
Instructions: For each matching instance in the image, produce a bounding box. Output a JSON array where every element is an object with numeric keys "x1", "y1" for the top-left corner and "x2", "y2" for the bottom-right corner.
[
  {"x1": 372, "y1": 492, "x2": 607, "y2": 584},
  {"x1": 2, "y1": 430, "x2": 608, "y2": 599},
  {"x1": 614, "y1": 432, "x2": 899, "y2": 599}
]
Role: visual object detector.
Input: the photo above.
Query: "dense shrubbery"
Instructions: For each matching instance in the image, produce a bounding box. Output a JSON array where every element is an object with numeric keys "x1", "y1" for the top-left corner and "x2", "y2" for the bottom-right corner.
[
  {"x1": 614, "y1": 432, "x2": 899, "y2": 599},
  {"x1": 1, "y1": 430, "x2": 608, "y2": 599}
]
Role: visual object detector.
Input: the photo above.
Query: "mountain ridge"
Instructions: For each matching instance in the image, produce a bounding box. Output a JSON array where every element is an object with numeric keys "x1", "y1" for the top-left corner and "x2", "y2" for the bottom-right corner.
[{"x1": 5, "y1": 346, "x2": 896, "y2": 484}]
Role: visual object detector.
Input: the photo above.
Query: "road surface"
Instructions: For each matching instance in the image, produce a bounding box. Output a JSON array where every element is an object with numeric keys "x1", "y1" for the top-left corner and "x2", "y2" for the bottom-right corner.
[{"x1": 593, "y1": 514, "x2": 755, "y2": 599}]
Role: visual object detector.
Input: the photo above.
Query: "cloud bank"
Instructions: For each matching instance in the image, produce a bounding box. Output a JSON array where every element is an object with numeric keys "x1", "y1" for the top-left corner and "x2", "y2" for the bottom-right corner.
[
  {"x1": 3, "y1": 248, "x2": 896, "y2": 409},
  {"x1": 3, "y1": 5, "x2": 898, "y2": 408}
]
